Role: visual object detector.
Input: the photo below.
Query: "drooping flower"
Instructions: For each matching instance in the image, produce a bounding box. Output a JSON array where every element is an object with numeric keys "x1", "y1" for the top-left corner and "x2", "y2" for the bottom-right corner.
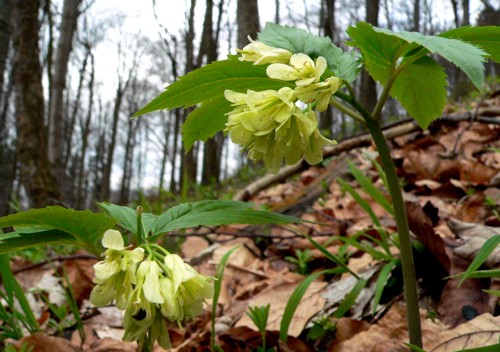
[
  {"x1": 90, "y1": 230, "x2": 144, "y2": 309},
  {"x1": 295, "y1": 76, "x2": 343, "y2": 112},
  {"x1": 237, "y1": 37, "x2": 292, "y2": 65},
  {"x1": 267, "y1": 53, "x2": 328, "y2": 86},
  {"x1": 164, "y1": 253, "x2": 214, "y2": 321}
]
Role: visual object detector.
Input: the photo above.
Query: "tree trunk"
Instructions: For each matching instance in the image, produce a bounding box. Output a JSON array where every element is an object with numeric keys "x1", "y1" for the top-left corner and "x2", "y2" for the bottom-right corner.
[
  {"x1": 0, "y1": 0, "x2": 13, "y2": 101},
  {"x1": 200, "y1": 0, "x2": 224, "y2": 186},
  {"x1": 359, "y1": 0, "x2": 379, "y2": 114},
  {"x1": 237, "y1": 0, "x2": 259, "y2": 47},
  {"x1": 413, "y1": 0, "x2": 420, "y2": 31},
  {"x1": 76, "y1": 49, "x2": 94, "y2": 209},
  {"x1": 319, "y1": 0, "x2": 336, "y2": 138},
  {"x1": 48, "y1": 0, "x2": 81, "y2": 189},
  {"x1": 12, "y1": 0, "x2": 60, "y2": 208},
  {"x1": 461, "y1": 0, "x2": 470, "y2": 25},
  {"x1": 179, "y1": 0, "x2": 198, "y2": 192}
]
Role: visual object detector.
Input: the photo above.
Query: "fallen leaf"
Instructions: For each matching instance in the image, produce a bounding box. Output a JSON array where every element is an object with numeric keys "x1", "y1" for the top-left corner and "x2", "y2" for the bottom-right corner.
[
  {"x1": 14, "y1": 332, "x2": 80, "y2": 352},
  {"x1": 331, "y1": 302, "x2": 444, "y2": 352},
  {"x1": 449, "y1": 219, "x2": 500, "y2": 266},
  {"x1": 235, "y1": 273, "x2": 326, "y2": 337},
  {"x1": 427, "y1": 314, "x2": 500, "y2": 351}
]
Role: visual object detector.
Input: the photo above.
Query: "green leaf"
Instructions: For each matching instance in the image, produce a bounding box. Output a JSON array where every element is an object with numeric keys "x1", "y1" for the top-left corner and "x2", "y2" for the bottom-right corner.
[
  {"x1": 338, "y1": 178, "x2": 381, "y2": 227},
  {"x1": 134, "y1": 58, "x2": 293, "y2": 117},
  {"x1": 391, "y1": 56, "x2": 447, "y2": 129},
  {"x1": 346, "y1": 22, "x2": 406, "y2": 84},
  {"x1": 151, "y1": 200, "x2": 302, "y2": 240},
  {"x1": 0, "y1": 207, "x2": 116, "y2": 256},
  {"x1": 372, "y1": 260, "x2": 398, "y2": 315},
  {"x1": 212, "y1": 246, "x2": 239, "y2": 348},
  {"x1": 0, "y1": 229, "x2": 78, "y2": 255},
  {"x1": 280, "y1": 268, "x2": 344, "y2": 342},
  {"x1": 332, "y1": 278, "x2": 367, "y2": 318},
  {"x1": 347, "y1": 23, "x2": 448, "y2": 128},
  {"x1": 347, "y1": 160, "x2": 394, "y2": 215},
  {"x1": 458, "y1": 235, "x2": 500, "y2": 287},
  {"x1": 181, "y1": 97, "x2": 232, "y2": 151},
  {"x1": 371, "y1": 25, "x2": 488, "y2": 90},
  {"x1": 98, "y1": 202, "x2": 157, "y2": 237},
  {"x1": 258, "y1": 22, "x2": 360, "y2": 83},
  {"x1": 0, "y1": 254, "x2": 40, "y2": 333},
  {"x1": 306, "y1": 235, "x2": 358, "y2": 278},
  {"x1": 439, "y1": 26, "x2": 500, "y2": 63}
]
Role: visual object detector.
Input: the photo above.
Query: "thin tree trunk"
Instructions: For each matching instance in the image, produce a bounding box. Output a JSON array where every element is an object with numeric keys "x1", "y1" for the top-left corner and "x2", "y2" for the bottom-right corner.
[
  {"x1": 48, "y1": 0, "x2": 81, "y2": 189},
  {"x1": 237, "y1": 0, "x2": 259, "y2": 47},
  {"x1": 413, "y1": 0, "x2": 420, "y2": 31},
  {"x1": 0, "y1": 0, "x2": 13, "y2": 102},
  {"x1": 319, "y1": 0, "x2": 336, "y2": 137},
  {"x1": 13, "y1": 0, "x2": 60, "y2": 208},
  {"x1": 461, "y1": 0, "x2": 470, "y2": 25},
  {"x1": 359, "y1": 0, "x2": 379, "y2": 113},
  {"x1": 180, "y1": 0, "x2": 198, "y2": 192},
  {"x1": 76, "y1": 49, "x2": 94, "y2": 209}
]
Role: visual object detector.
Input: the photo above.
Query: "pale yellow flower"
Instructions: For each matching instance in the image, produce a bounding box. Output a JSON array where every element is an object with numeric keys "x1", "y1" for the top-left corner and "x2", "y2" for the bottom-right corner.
[
  {"x1": 295, "y1": 76, "x2": 343, "y2": 112},
  {"x1": 267, "y1": 53, "x2": 327, "y2": 86},
  {"x1": 90, "y1": 230, "x2": 144, "y2": 308},
  {"x1": 237, "y1": 37, "x2": 292, "y2": 65}
]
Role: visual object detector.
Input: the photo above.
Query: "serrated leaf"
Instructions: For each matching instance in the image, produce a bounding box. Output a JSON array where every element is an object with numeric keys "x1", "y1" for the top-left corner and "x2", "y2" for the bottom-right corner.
[
  {"x1": 258, "y1": 22, "x2": 360, "y2": 82},
  {"x1": 0, "y1": 207, "x2": 116, "y2": 255},
  {"x1": 372, "y1": 25, "x2": 487, "y2": 90},
  {"x1": 181, "y1": 97, "x2": 232, "y2": 151},
  {"x1": 347, "y1": 23, "x2": 449, "y2": 127},
  {"x1": 151, "y1": 200, "x2": 302, "y2": 240},
  {"x1": 346, "y1": 22, "x2": 406, "y2": 84},
  {"x1": 98, "y1": 202, "x2": 157, "y2": 237},
  {"x1": 391, "y1": 56, "x2": 447, "y2": 129},
  {"x1": 0, "y1": 229, "x2": 78, "y2": 255},
  {"x1": 134, "y1": 58, "x2": 293, "y2": 117},
  {"x1": 439, "y1": 26, "x2": 500, "y2": 63}
]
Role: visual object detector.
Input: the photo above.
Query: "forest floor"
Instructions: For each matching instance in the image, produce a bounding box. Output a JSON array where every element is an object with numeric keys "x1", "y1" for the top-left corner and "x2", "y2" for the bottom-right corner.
[{"x1": 6, "y1": 92, "x2": 500, "y2": 351}]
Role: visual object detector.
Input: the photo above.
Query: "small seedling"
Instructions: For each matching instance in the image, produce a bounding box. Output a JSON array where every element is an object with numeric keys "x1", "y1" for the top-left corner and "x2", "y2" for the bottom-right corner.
[
  {"x1": 285, "y1": 249, "x2": 314, "y2": 274},
  {"x1": 246, "y1": 304, "x2": 271, "y2": 352}
]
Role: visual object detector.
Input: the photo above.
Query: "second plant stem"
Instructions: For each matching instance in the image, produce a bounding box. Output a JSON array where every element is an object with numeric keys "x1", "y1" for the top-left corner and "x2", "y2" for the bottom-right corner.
[
  {"x1": 335, "y1": 92, "x2": 423, "y2": 348},
  {"x1": 364, "y1": 114, "x2": 423, "y2": 348}
]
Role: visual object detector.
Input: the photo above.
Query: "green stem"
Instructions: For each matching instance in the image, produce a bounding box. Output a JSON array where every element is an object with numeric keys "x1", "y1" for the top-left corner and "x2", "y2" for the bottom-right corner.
[
  {"x1": 329, "y1": 97, "x2": 365, "y2": 124},
  {"x1": 336, "y1": 87, "x2": 423, "y2": 348},
  {"x1": 363, "y1": 115, "x2": 423, "y2": 349},
  {"x1": 371, "y1": 72, "x2": 396, "y2": 120}
]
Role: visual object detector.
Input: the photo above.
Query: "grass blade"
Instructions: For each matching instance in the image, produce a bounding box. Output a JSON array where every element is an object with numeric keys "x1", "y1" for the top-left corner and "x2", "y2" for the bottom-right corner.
[{"x1": 458, "y1": 235, "x2": 500, "y2": 287}]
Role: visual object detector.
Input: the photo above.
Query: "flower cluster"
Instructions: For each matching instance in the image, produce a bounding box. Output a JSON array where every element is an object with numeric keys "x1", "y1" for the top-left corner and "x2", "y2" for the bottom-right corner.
[
  {"x1": 225, "y1": 39, "x2": 344, "y2": 173},
  {"x1": 90, "y1": 230, "x2": 213, "y2": 349}
]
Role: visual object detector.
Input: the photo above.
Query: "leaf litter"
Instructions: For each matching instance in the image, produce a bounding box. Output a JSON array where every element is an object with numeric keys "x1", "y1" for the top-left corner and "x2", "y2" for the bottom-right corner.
[{"x1": 3, "y1": 98, "x2": 500, "y2": 351}]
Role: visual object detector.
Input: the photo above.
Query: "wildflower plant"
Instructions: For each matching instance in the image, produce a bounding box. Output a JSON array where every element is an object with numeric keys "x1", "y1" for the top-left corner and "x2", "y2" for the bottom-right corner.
[
  {"x1": 0, "y1": 201, "x2": 302, "y2": 351},
  {"x1": 135, "y1": 22, "x2": 500, "y2": 350}
]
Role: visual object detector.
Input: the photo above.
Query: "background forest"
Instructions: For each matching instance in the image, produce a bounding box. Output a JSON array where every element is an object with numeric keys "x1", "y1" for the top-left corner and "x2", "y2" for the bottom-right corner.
[{"x1": 0, "y1": 0, "x2": 499, "y2": 213}]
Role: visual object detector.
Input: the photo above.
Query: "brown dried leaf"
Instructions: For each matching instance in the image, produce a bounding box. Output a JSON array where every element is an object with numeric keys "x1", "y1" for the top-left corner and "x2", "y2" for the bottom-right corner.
[
  {"x1": 235, "y1": 273, "x2": 326, "y2": 337},
  {"x1": 449, "y1": 219, "x2": 500, "y2": 267},
  {"x1": 332, "y1": 302, "x2": 445, "y2": 352},
  {"x1": 14, "y1": 332, "x2": 80, "y2": 352},
  {"x1": 406, "y1": 201, "x2": 450, "y2": 271},
  {"x1": 427, "y1": 314, "x2": 500, "y2": 351},
  {"x1": 62, "y1": 256, "x2": 98, "y2": 303}
]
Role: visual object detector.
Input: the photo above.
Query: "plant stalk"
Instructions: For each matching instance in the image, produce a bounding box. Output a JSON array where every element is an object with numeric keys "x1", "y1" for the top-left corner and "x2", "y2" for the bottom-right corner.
[{"x1": 363, "y1": 114, "x2": 423, "y2": 348}]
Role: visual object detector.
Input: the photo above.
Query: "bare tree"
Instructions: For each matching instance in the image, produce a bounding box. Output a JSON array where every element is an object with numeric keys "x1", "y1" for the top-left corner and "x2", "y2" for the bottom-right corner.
[
  {"x1": 413, "y1": 0, "x2": 421, "y2": 31},
  {"x1": 48, "y1": 0, "x2": 82, "y2": 192},
  {"x1": 12, "y1": 0, "x2": 60, "y2": 208},
  {"x1": 359, "y1": 0, "x2": 379, "y2": 113},
  {"x1": 237, "y1": 0, "x2": 259, "y2": 48},
  {"x1": 100, "y1": 40, "x2": 140, "y2": 201}
]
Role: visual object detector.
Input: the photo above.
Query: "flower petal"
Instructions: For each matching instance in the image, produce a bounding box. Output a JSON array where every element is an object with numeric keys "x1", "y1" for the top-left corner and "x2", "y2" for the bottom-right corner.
[{"x1": 101, "y1": 229, "x2": 124, "y2": 249}]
